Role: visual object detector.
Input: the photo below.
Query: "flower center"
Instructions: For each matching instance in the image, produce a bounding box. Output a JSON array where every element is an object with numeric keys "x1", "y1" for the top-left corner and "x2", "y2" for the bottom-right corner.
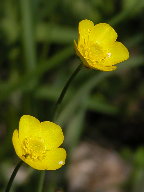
[
  {"x1": 22, "y1": 137, "x2": 47, "y2": 161},
  {"x1": 79, "y1": 43, "x2": 107, "y2": 63},
  {"x1": 78, "y1": 41, "x2": 110, "y2": 66}
]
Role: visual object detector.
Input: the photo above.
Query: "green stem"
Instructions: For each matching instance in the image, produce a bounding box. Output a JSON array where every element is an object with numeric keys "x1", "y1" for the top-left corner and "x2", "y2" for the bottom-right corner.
[
  {"x1": 38, "y1": 64, "x2": 82, "y2": 192},
  {"x1": 52, "y1": 63, "x2": 82, "y2": 121},
  {"x1": 5, "y1": 160, "x2": 23, "y2": 192},
  {"x1": 38, "y1": 171, "x2": 45, "y2": 192}
]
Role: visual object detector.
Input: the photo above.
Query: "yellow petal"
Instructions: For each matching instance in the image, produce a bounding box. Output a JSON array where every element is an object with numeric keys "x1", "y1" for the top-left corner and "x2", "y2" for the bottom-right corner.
[
  {"x1": 74, "y1": 40, "x2": 89, "y2": 67},
  {"x1": 44, "y1": 148, "x2": 66, "y2": 170},
  {"x1": 12, "y1": 129, "x2": 23, "y2": 158},
  {"x1": 19, "y1": 115, "x2": 41, "y2": 141},
  {"x1": 23, "y1": 148, "x2": 66, "y2": 170},
  {"x1": 40, "y1": 121, "x2": 64, "y2": 150},
  {"x1": 78, "y1": 19, "x2": 94, "y2": 44},
  {"x1": 90, "y1": 63, "x2": 117, "y2": 71},
  {"x1": 89, "y1": 23, "x2": 117, "y2": 47},
  {"x1": 103, "y1": 41, "x2": 129, "y2": 66}
]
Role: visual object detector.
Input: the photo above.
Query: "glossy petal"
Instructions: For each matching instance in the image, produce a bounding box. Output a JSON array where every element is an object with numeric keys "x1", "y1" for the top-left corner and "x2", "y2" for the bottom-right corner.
[
  {"x1": 89, "y1": 63, "x2": 117, "y2": 71},
  {"x1": 19, "y1": 115, "x2": 41, "y2": 141},
  {"x1": 40, "y1": 121, "x2": 64, "y2": 150},
  {"x1": 103, "y1": 41, "x2": 129, "y2": 65},
  {"x1": 89, "y1": 23, "x2": 117, "y2": 47},
  {"x1": 74, "y1": 40, "x2": 89, "y2": 67},
  {"x1": 12, "y1": 129, "x2": 22, "y2": 157},
  {"x1": 78, "y1": 19, "x2": 94, "y2": 44},
  {"x1": 23, "y1": 148, "x2": 66, "y2": 170}
]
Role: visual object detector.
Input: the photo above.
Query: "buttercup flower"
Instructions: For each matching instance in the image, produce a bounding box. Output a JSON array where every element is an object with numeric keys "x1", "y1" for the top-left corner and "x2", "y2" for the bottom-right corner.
[
  {"x1": 74, "y1": 19, "x2": 129, "y2": 71},
  {"x1": 12, "y1": 115, "x2": 66, "y2": 170}
]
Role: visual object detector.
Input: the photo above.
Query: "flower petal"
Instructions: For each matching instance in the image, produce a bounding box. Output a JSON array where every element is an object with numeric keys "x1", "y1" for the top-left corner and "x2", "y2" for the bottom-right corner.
[
  {"x1": 74, "y1": 40, "x2": 89, "y2": 67},
  {"x1": 19, "y1": 115, "x2": 41, "y2": 141},
  {"x1": 78, "y1": 19, "x2": 94, "y2": 44},
  {"x1": 22, "y1": 148, "x2": 66, "y2": 170},
  {"x1": 44, "y1": 148, "x2": 66, "y2": 170},
  {"x1": 40, "y1": 121, "x2": 64, "y2": 150},
  {"x1": 90, "y1": 63, "x2": 117, "y2": 71},
  {"x1": 89, "y1": 23, "x2": 117, "y2": 47},
  {"x1": 103, "y1": 41, "x2": 129, "y2": 66},
  {"x1": 12, "y1": 129, "x2": 23, "y2": 157}
]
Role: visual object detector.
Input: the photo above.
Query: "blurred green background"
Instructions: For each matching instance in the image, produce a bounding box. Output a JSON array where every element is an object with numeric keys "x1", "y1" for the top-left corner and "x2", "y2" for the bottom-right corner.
[{"x1": 1, "y1": 0, "x2": 144, "y2": 191}]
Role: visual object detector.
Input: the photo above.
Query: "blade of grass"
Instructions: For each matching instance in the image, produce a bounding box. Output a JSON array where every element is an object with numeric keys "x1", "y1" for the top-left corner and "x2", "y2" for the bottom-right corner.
[
  {"x1": 0, "y1": 46, "x2": 73, "y2": 101},
  {"x1": 65, "y1": 93, "x2": 89, "y2": 152},
  {"x1": 37, "y1": 23, "x2": 77, "y2": 44},
  {"x1": 20, "y1": 0, "x2": 37, "y2": 71},
  {"x1": 109, "y1": 0, "x2": 143, "y2": 25}
]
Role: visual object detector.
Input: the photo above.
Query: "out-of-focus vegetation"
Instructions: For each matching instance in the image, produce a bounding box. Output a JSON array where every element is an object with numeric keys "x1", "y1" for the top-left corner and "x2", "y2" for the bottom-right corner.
[{"x1": 1, "y1": 0, "x2": 144, "y2": 191}]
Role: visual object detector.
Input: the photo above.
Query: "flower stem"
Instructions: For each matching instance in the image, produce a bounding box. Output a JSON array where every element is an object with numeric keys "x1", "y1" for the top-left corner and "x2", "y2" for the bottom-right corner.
[
  {"x1": 5, "y1": 160, "x2": 23, "y2": 192},
  {"x1": 38, "y1": 171, "x2": 45, "y2": 192},
  {"x1": 52, "y1": 63, "x2": 82, "y2": 121},
  {"x1": 38, "y1": 64, "x2": 82, "y2": 192}
]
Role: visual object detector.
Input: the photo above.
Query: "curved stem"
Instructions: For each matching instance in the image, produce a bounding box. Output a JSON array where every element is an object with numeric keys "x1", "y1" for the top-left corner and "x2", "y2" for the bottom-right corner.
[
  {"x1": 5, "y1": 160, "x2": 23, "y2": 192},
  {"x1": 52, "y1": 63, "x2": 82, "y2": 121},
  {"x1": 38, "y1": 64, "x2": 82, "y2": 192}
]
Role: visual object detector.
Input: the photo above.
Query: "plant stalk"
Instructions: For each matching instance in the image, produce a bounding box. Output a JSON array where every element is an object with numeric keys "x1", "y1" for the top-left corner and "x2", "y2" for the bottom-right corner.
[
  {"x1": 52, "y1": 63, "x2": 82, "y2": 121},
  {"x1": 39, "y1": 63, "x2": 82, "y2": 192},
  {"x1": 5, "y1": 160, "x2": 23, "y2": 192}
]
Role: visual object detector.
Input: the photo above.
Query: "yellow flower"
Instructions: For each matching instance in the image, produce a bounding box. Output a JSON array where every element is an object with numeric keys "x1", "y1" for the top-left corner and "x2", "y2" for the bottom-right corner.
[
  {"x1": 74, "y1": 19, "x2": 129, "y2": 71},
  {"x1": 12, "y1": 115, "x2": 66, "y2": 170}
]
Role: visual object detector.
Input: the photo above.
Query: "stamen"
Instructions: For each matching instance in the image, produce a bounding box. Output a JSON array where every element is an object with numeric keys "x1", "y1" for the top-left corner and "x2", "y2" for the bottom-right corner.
[{"x1": 22, "y1": 137, "x2": 47, "y2": 161}]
